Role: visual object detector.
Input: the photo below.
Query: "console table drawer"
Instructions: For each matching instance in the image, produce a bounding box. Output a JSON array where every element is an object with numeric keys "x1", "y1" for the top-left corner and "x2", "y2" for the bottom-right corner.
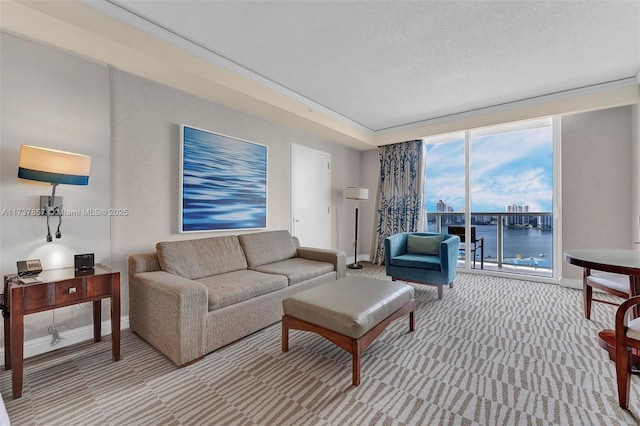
[
  {"x1": 87, "y1": 274, "x2": 112, "y2": 298},
  {"x1": 22, "y1": 285, "x2": 54, "y2": 311},
  {"x1": 55, "y1": 279, "x2": 85, "y2": 305}
]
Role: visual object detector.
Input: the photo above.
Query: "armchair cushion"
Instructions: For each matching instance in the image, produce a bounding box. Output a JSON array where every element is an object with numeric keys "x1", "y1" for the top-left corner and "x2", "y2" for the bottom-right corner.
[
  {"x1": 390, "y1": 254, "x2": 442, "y2": 271},
  {"x1": 407, "y1": 234, "x2": 443, "y2": 255}
]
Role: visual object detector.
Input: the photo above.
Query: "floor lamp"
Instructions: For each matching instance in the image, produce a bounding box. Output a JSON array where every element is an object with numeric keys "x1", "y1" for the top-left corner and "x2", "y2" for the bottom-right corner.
[{"x1": 346, "y1": 186, "x2": 369, "y2": 269}]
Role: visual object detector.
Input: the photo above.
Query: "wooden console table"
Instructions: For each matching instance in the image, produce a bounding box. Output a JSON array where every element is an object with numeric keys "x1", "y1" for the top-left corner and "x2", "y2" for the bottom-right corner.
[{"x1": 2, "y1": 267, "x2": 120, "y2": 398}]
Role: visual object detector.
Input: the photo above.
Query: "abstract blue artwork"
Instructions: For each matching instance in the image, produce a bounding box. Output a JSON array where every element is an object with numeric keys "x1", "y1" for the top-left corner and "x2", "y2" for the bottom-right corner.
[{"x1": 180, "y1": 125, "x2": 267, "y2": 232}]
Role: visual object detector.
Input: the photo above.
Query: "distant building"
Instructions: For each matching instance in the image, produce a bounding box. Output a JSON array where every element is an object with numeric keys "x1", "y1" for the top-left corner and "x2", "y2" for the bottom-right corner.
[
  {"x1": 537, "y1": 214, "x2": 553, "y2": 230},
  {"x1": 473, "y1": 215, "x2": 491, "y2": 224},
  {"x1": 505, "y1": 204, "x2": 529, "y2": 226}
]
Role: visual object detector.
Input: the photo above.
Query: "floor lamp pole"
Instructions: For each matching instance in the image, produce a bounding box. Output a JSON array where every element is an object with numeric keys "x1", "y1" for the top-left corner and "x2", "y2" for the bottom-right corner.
[{"x1": 349, "y1": 205, "x2": 362, "y2": 269}]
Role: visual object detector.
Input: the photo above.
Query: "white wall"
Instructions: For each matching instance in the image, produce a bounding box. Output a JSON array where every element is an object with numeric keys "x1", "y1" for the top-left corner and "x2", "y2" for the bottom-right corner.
[
  {"x1": 633, "y1": 103, "x2": 640, "y2": 249},
  {"x1": 0, "y1": 34, "x2": 111, "y2": 339},
  {"x1": 560, "y1": 106, "x2": 633, "y2": 280}
]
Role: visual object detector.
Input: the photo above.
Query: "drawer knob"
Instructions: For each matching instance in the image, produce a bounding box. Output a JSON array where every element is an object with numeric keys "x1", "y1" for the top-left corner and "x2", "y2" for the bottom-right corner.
[{"x1": 68, "y1": 287, "x2": 77, "y2": 294}]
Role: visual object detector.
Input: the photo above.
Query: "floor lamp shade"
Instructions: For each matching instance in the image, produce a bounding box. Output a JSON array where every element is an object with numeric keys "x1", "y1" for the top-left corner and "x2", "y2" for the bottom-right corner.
[
  {"x1": 18, "y1": 145, "x2": 91, "y2": 185},
  {"x1": 346, "y1": 187, "x2": 369, "y2": 269},
  {"x1": 346, "y1": 187, "x2": 369, "y2": 201}
]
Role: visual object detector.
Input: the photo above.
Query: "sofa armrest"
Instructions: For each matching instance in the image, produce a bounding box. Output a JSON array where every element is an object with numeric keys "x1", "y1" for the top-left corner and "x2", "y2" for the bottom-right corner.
[
  {"x1": 129, "y1": 252, "x2": 161, "y2": 274},
  {"x1": 297, "y1": 247, "x2": 347, "y2": 279},
  {"x1": 129, "y1": 270, "x2": 208, "y2": 366}
]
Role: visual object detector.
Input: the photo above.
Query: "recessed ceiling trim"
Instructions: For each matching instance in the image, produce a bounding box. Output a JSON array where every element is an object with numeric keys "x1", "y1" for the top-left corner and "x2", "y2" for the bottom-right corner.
[
  {"x1": 374, "y1": 77, "x2": 639, "y2": 145},
  {"x1": 377, "y1": 77, "x2": 638, "y2": 135},
  {"x1": 86, "y1": 0, "x2": 373, "y2": 136}
]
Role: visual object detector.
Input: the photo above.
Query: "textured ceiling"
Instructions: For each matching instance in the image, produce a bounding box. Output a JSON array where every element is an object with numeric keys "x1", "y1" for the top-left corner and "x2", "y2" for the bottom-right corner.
[{"x1": 111, "y1": 0, "x2": 639, "y2": 132}]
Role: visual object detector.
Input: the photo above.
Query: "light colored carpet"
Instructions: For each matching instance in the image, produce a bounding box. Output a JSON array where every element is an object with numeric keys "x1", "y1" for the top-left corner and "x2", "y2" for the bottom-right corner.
[{"x1": 2, "y1": 264, "x2": 639, "y2": 425}]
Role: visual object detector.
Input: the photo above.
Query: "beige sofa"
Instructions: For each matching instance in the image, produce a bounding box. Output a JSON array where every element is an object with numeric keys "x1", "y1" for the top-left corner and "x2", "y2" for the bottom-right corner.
[{"x1": 128, "y1": 230, "x2": 346, "y2": 366}]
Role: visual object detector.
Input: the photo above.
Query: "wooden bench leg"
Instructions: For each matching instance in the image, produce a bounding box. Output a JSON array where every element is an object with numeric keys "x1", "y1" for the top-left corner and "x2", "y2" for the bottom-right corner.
[
  {"x1": 282, "y1": 315, "x2": 289, "y2": 352},
  {"x1": 409, "y1": 311, "x2": 415, "y2": 332},
  {"x1": 352, "y1": 339, "x2": 361, "y2": 386},
  {"x1": 583, "y1": 269, "x2": 593, "y2": 320}
]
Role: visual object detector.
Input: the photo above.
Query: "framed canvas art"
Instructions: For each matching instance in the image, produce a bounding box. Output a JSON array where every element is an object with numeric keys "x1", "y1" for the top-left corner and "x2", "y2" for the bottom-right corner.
[{"x1": 180, "y1": 125, "x2": 267, "y2": 232}]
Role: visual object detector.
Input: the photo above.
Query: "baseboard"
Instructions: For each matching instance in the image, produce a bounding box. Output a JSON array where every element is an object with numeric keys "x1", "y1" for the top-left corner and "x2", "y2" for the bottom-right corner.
[
  {"x1": 559, "y1": 277, "x2": 581, "y2": 289},
  {"x1": 347, "y1": 254, "x2": 371, "y2": 265},
  {"x1": 0, "y1": 316, "x2": 130, "y2": 366}
]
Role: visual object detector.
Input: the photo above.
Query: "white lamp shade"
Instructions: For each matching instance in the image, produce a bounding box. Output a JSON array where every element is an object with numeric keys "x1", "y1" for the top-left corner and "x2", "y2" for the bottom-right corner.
[
  {"x1": 345, "y1": 187, "x2": 369, "y2": 200},
  {"x1": 18, "y1": 145, "x2": 91, "y2": 185}
]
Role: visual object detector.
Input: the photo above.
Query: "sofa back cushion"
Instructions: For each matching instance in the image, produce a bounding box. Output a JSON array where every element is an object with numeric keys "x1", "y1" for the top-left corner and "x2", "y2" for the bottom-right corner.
[
  {"x1": 238, "y1": 230, "x2": 298, "y2": 268},
  {"x1": 156, "y1": 235, "x2": 247, "y2": 280}
]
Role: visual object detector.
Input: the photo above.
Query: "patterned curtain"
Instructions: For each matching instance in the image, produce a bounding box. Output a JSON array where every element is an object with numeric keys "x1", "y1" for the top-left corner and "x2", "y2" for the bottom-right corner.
[{"x1": 370, "y1": 140, "x2": 426, "y2": 264}]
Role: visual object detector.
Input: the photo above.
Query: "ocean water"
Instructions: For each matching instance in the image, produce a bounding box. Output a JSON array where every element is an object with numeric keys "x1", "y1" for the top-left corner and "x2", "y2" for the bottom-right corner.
[
  {"x1": 427, "y1": 224, "x2": 554, "y2": 268},
  {"x1": 182, "y1": 127, "x2": 267, "y2": 231}
]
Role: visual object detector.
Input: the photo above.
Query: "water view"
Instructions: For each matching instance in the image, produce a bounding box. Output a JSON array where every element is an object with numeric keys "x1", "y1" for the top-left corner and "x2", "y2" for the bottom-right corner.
[{"x1": 426, "y1": 221, "x2": 553, "y2": 269}]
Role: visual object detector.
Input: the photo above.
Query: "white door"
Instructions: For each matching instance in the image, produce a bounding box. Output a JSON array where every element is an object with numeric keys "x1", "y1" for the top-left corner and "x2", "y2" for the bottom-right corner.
[{"x1": 292, "y1": 144, "x2": 331, "y2": 248}]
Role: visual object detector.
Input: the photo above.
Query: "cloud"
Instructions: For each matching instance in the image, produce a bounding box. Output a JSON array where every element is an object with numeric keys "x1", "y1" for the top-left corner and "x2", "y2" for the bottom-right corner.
[{"x1": 424, "y1": 127, "x2": 553, "y2": 212}]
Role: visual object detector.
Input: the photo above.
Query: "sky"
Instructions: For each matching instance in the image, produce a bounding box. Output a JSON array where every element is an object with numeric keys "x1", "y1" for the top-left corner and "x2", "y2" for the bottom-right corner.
[{"x1": 425, "y1": 126, "x2": 553, "y2": 213}]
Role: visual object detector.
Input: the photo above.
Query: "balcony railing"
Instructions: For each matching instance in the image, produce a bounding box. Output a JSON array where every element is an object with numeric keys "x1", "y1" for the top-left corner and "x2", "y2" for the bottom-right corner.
[{"x1": 426, "y1": 212, "x2": 553, "y2": 276}]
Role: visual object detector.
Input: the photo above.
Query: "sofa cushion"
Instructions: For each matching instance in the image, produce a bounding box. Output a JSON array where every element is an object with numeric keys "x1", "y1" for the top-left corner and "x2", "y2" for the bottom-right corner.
[
  {"x1": 390, "y1": 254, "x2": 442, "y2": 271},
  {"x1": 407, "y1": 234, "x2": 442, "y2": 255},
  {"x1": 196, "y1": 269, "x2": 288, "y2": 311},
  {"x1": 252, "y1": 258, "x2": 335, "y2": 285},
  {"x1": 238, "y1": 230, "x2": 298, "y2": 268},
  {"x1": 157, "y1": 236, "x2": 247, "y2": 280}
]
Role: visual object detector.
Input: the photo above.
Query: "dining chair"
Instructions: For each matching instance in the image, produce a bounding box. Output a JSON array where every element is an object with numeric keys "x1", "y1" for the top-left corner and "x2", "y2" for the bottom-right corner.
[
  {"x1": 583, "y1": 270, "x2": 630, "y2": 320},
  {"x1": 447, "y1": 225, "x2": 484, "y2": 269},
  {"x1": 613, "y1": 295, "x2": 640, "y2": 409}
]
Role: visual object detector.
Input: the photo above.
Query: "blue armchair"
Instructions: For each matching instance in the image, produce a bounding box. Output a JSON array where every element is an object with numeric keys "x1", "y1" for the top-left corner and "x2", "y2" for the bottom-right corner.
[{"x1": 385, "y1": 232, "x2": 460, "y2": 299}]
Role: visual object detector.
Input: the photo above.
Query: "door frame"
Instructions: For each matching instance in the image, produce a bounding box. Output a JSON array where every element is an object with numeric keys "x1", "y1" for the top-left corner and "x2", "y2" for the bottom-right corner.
[{"x1": 291, "y1": 144, "x2": 332, "y2": 248}]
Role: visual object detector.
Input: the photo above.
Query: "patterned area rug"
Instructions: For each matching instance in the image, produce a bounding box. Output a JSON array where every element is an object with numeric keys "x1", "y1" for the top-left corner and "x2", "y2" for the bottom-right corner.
[{"x1": 2, "y1": 264, "x2": 639, "y2": 425}]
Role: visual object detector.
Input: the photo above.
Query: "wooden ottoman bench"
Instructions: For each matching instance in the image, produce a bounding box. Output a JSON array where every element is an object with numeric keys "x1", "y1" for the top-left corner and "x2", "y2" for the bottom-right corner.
[{"x1": 282, "y1": 275, "x2": 415, "y2": 386}]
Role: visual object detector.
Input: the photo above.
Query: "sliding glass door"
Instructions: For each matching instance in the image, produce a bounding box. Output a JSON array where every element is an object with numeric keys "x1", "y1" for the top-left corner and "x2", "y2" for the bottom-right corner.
[{"x1": 424, "y1": 118, "x2": 558, "y2": 279}]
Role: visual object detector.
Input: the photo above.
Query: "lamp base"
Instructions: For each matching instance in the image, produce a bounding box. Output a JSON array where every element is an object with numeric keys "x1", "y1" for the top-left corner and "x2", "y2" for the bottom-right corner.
[{"x1": 348, "y1": 263, "x2": 364, "y2": 270}]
